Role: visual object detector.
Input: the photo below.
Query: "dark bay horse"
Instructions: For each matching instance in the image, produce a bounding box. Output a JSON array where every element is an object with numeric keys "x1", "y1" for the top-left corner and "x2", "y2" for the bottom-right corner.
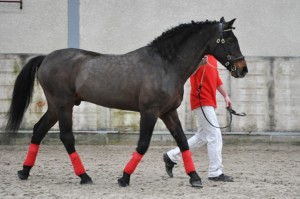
[{"x1": 6, "y1": 17, "x2": 247, "y2": 187}]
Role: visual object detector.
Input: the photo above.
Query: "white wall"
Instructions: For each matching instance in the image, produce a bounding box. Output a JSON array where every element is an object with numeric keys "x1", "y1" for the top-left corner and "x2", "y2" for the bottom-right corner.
[
  {"x1": 0, "y1": 0, "x2": 67, "y2": 54},
  {"x1": 0, "y1": 0, "x2": 299, "y2": 56},
  {"x1": 80, "y1": 0, "x2": 300, "y2": 56}
]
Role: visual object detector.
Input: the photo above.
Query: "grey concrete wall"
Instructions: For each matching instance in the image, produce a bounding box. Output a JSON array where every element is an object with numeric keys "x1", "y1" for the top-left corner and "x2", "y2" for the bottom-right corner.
[
  {"x1": 1, "y1": 54, "x2": 299, "y2": 132},
  {"x1": 227, "y1": 57, "x2": 300, "y2": 132}
]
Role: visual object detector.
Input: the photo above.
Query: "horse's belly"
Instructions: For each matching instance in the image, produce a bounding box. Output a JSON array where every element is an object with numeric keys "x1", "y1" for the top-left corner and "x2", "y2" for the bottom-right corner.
[{"x1": 77, "y1": 84, "x2": 140, "y2": 111}]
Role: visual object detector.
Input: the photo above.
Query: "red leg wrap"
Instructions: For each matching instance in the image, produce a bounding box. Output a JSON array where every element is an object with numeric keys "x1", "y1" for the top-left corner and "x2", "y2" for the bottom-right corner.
[
  {"x1": 124, "y1": 151, "x2": 143, "y2": 175},
  {"x1": 182, "y1": 150, "x2": 196, "y2": 174},
  {"x1": 69, "y1": 152, "x2": 86, "y2": 176},
  {"x1": 23, "y1": 143, "x2": 40, "y2": 167}
]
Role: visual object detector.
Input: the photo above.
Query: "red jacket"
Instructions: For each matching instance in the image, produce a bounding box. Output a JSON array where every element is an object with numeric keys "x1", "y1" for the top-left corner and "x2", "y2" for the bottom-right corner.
[{"x1": 190, "y1": 55, "x2": 222, "y2": 110}]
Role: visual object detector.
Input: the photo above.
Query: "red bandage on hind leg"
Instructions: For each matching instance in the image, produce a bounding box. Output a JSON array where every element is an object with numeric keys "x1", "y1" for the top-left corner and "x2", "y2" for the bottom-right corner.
[
  {"x1": 69, "y1": 152, "x2": 86, "y2": 176},
  {"x1": 182, "y1": 150, "x2": 196, "y2": 174},
  {"x1": 124, "y1": 151, "x2": 143, "y2": 174},
  {"x1": 23, "y1": 143, "x2": 40, "y2": 167}
]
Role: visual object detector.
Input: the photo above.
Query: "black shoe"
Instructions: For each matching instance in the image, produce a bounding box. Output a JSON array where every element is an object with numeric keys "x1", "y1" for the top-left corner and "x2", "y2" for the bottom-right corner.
[
  {"x1": 163, "y1": 153, "x2": 176, "y2": 178},
  {"x1": 208, "y1": 174, "x2": 234, "y2": 182}
]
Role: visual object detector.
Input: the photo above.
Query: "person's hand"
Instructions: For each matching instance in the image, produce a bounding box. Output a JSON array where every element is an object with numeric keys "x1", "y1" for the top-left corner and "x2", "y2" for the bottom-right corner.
[
  {"x1": 224, "y1": 95, "x2": 232, "y2": 108},
  {"x1": 199, "y1": 55, "x2": 208, "y2": 65}
]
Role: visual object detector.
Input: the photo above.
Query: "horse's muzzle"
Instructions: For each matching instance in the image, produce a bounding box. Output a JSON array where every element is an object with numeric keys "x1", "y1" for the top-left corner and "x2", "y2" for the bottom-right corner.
[{"x1": 232, "y1": 59, "x2": 248, "y2": 78}]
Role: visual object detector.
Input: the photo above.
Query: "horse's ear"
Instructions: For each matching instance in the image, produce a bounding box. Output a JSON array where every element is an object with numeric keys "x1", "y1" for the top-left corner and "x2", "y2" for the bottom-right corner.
[
  {"x1": 220, "y1": 17, "x2": 225, "y2": 23},
  {"x1": 228, "y1": 18, "x2": 236, "y2": 28}
]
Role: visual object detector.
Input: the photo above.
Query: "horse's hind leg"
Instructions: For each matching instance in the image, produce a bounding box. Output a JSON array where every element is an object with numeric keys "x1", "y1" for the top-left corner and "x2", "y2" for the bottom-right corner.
[
  {"x1": 58, "y1": 105, "x2": 92, "y2": 184},
  {"x1": 118, "y1": 110, "x2": 158, "y2": 187},
  {"x1": 18, "y1": 109, "x2": 58, "y2": 180},
  {"x1": 160, "y1": 110, "x2": 202, "y2": 187}
]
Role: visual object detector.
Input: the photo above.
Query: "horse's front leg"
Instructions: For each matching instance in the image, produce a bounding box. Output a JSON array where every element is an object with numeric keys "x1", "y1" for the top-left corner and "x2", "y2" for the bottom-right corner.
[
  {"x1": 160, "y1": 110, "x2": 202, "y2": 187},
  {"x1": 118, "y1": 110, "x2": 158, "y2": 187}
]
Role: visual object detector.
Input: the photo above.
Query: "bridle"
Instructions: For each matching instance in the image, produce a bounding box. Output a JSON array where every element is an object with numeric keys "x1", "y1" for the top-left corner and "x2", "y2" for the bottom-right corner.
[{"x1": 214, "y1": 22, "x2": 245, "y2": 73}]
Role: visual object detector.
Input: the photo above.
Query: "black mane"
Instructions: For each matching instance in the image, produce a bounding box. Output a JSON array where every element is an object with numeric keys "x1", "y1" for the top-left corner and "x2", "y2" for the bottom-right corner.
[{"x1": 148, "y1": 20, "x2": 218, "y2": 62}]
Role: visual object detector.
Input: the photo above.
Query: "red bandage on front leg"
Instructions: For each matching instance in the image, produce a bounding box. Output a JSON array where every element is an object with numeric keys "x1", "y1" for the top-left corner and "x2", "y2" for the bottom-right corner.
[
  {"x1": 124, "y1": 151, "x2": 143, "y2": 174},
  {"x1": 182, "y1": 150, "x2": 196, "y2": 174},
  {"x1": 69, "y1": 152, "x2": 86, "y2": 176},
  {"x1": 23, "y1": 143, "x2": 40, "y2": 167}
]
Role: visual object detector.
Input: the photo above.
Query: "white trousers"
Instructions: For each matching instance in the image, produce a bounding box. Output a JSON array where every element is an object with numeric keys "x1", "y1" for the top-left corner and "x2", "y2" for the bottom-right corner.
[{"x1": 167, "y1": 106, "x2": 223, "y2": 177}]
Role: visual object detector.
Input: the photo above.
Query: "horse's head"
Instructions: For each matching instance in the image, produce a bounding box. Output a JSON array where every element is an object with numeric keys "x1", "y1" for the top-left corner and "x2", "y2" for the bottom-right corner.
[{"x1": 208, "y1": 17, "x2": 248, "y2": 78}]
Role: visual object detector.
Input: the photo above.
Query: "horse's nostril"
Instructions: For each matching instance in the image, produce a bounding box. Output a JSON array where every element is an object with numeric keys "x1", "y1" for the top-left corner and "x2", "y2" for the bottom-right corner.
[{"x1": 243, "y1": 66, "x2": 248, "y2": 74}]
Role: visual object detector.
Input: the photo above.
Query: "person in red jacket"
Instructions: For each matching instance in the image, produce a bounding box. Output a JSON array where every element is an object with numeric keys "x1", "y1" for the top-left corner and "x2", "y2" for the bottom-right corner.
[{"x1": 163, "y1": 55, "x2": 233, "y2": 182}]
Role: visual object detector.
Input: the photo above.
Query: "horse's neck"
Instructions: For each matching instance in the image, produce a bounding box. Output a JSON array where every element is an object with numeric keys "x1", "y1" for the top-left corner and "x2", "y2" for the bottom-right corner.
[{"x1": 173, "y1": 32, "x2": 213, "y2": 83}]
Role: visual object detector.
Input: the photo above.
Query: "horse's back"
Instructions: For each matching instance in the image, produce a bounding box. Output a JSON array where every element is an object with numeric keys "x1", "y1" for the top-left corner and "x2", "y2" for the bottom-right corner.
[{"x1": 40, "y1": 48, "x2": 102, "y2": 73}]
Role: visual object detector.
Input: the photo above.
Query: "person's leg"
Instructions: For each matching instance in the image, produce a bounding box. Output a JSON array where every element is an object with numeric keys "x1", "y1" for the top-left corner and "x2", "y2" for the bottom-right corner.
[{"x1": 196, "y1": 106, "x2": 223, "y2": 178}]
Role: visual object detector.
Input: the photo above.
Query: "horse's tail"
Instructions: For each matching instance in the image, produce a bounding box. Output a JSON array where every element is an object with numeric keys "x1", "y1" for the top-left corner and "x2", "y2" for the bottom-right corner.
[{"x1": 6, "y1": 55, "x2": 46, "y2": 132}]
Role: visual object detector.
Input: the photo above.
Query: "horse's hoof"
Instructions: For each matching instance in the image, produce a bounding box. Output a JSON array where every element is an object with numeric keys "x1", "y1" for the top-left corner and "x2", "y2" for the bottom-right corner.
[
  {"x1": 118, "y1": 172, "x2": 130, "y2": 187},
  {"x1": 190, "y1": 179, "x2": 203, "y2": 188},
  {"x1": 79, "y1": 173, "x2": 93, "y2": 184},
  {"x1": 118, "y1": 177, "x2": 129, "y2": 187},
  {"x1": 188, "y1": 171, "x2": 203, "y2": 188},
  {"x1": 80, "y1": 178, "x2": 93, "y2": 185},
  {"x1": 17, "y1": 170, "x2": 29, "y2": 180}
]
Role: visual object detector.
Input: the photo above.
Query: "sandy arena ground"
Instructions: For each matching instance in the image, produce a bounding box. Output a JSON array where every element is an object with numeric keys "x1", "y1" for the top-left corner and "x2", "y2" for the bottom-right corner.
[{"x1": 0, "y1": 143, "x2": 299, "y2": 199}]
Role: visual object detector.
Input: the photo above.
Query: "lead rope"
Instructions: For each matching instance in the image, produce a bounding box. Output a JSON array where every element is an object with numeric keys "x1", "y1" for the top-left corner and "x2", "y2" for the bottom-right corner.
[{"x1": 197, "y1": 61, "x2": 246, "y2": 129}]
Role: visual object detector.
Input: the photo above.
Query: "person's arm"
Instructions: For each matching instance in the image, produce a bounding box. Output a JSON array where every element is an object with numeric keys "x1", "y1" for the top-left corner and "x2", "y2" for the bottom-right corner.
[{"x1": 217, "y1": 85, "x2": 232, "y2": 108}]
